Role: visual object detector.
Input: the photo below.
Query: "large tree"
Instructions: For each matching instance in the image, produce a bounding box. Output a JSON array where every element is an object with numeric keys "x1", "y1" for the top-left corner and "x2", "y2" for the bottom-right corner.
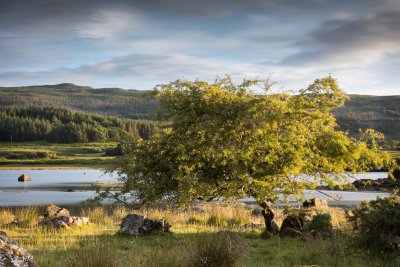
[{"x1": 112, "y1": 76, "x2": 394, "y2": 227}]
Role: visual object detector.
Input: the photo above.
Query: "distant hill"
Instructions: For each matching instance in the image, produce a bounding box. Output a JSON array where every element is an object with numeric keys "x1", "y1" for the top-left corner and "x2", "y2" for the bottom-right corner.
[
  {"x1": 0, "y1": 84, "x2": 399, "y2": 141},
  {"x1": 334, "y1": 95, "x2": 400, "y2": 141},
  {"x1": 0, "y1": 83, "x2": 157, "y2": 119}
]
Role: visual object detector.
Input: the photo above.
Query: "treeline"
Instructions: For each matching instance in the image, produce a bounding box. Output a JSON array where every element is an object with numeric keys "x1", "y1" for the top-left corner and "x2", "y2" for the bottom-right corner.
[
  {"x1": 0, "y1": 83, "x2": 157, "y2": 119},
  {"x1": 0, "y1": 106, "x2": 156, "y2": 143}
]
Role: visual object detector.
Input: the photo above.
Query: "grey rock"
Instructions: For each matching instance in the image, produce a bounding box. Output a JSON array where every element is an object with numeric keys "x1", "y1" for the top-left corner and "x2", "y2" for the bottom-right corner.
[
  {"x1": 0, "y1": 231, "x2": 38, "y2": 267},
  {"x1": 44, "y1": 204, "x2": 70, "y2": 219},
  {"x1": 41, "y1": 216, "x2": 89, "y2": 229},
  {"x1": 119, "y1": 214, "x2": 171, "y2": 235},
  {"x1": 280, "y1": 211, "x2": 315, "y2": 237}
]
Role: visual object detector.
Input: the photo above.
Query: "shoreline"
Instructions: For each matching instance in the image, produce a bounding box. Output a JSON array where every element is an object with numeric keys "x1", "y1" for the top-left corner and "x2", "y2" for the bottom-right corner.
[{"x1": 0, "y1": 165, "x2": 107, "y2": 170}]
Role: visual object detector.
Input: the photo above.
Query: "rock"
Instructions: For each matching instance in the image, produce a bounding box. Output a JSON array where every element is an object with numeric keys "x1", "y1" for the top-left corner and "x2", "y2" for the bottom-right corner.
[
  {"x1": 17, "y1": 174, "x2": 31, "y2": 182},
  {"x1": 251, "y1": 207, "x2": 262, "y2": 217},
  {"x1": 0, "y1": 231, "x2": 38, "y2": 267},
  {"x1": 280, "y1": 211, "x2": 315, "y2": 237},
  {"x1": 41, "y1": 216, "x2": 89, "y2": 229},
  {"x1": 352, "y1": 178, "x2": 399, "y2": 190},
  {"x1": 302, "y1": 198, "x2": 328, "y2": 208},
  {"x1": 118, "y1": 214, "x2": 171, "y2": 235},
  {"x1": 44, "y1": 204, "x2": 70, "y2": 219}
]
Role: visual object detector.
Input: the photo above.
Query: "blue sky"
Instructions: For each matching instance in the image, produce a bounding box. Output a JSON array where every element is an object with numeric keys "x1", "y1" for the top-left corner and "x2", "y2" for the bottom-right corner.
[{"x1": 0, "y1": 0, "x2": 399, "y2": 95}]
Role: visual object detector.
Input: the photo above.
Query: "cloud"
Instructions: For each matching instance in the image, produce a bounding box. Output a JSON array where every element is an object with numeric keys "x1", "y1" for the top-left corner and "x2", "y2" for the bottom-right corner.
[{"x1": 281, "y1": 11, "x2": 400, "y2": 66}]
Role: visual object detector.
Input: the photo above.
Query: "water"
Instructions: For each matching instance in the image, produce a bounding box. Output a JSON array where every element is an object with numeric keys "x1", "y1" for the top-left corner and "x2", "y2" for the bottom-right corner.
[
  {"x1": 0, "y1": 169, "x2": 118, "y2": 206},
  {"x1": 0, "y1": 170, "x2": 390, "y2": 206}
]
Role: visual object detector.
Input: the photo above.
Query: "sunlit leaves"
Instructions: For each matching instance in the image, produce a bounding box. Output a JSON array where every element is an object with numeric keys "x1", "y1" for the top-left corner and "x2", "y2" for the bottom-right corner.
[{"x1": 119, "y1": 76, "x2": 395, "y2": 206}]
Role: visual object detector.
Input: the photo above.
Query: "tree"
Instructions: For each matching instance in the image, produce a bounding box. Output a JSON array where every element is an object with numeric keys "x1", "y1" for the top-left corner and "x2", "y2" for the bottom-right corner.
[{"x1": 112, "y1": 76, "x2": 395, "y2": 231}]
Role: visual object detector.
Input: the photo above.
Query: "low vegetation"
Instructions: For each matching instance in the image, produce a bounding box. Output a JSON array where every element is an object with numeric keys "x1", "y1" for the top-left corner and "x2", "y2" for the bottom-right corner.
[
  {"x1": 1, "y1": 203, "x2": 399, "y2": 267},
  {"x1": 0, "y1": 106, "x2": 156, "y2": 143},
  {"x1": 0, "y1": 141, "x2": 119, "y2": 167}
]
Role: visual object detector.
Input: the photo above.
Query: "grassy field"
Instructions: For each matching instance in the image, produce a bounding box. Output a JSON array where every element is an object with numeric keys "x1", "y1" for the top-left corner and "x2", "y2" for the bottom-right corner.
[
  {"x1": 1, "y1": 204, "x2": 399, "y2": 267},
  {"x1": 0, "y1": 141, "x2": 119, "y2": 168}
]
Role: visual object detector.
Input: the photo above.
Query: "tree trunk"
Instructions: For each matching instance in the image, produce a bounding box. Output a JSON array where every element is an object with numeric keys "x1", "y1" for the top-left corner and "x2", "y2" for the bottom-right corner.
[{"x1": 259, "y1": 200, "x2": 279, "y2": 237}]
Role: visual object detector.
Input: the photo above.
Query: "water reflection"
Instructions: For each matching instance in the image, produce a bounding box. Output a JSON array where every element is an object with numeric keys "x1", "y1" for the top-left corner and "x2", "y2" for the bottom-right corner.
[{"x1": 0, "y1": 169, "x2": 390, "y2": 206}]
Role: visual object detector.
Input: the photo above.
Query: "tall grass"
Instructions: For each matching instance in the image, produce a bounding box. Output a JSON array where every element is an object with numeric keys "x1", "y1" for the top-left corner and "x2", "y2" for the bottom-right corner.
[
  {"x1": 1, "y1": 204, "x2": 397, "y2": 267},
  {"x1": 186, "y1": 231, "x2": 247, "y2": 267},
  {"x1": 67, "y1": 239, "x2": 122, "y2": 267},
  {"x1": 0, "y1": 209, "x2": 14, "y2": 225},
  {"x1": 14, "y1": 206, "x2": 39, "y2": 226}
]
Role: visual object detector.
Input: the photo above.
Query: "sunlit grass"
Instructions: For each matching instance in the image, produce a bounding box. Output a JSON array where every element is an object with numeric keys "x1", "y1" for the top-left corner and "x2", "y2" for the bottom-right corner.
[
  {"x1": 0, "y1": 141, "x2": 118, "y2": 167},
  {"x1": 0, "y1": 204, "x2": 397, "y2": 267}
]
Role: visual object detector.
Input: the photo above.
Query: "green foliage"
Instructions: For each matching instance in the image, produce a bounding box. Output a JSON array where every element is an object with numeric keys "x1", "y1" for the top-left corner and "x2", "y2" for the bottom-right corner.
[
  {"x1": 0, "y1": 106, "x2": 156, "y2": 143},
  {"x1": 306, "y1": 213, "x2": 333, "y2": 237},
  {"x1": 347, "y1": 195, "x2": 400, "y2": 251},
  {"x1": 0, "y1": 83, "x2": 157, "y2": 119},
  {"x1": 116, "y1": 76, "x2": 394, "y2": 207},
  {"x1": 0, "y1": 150, "x2": 56, "y2": 159},
  {"x1": 334, "y1": 95, "x2": 400, "y2": 141}
]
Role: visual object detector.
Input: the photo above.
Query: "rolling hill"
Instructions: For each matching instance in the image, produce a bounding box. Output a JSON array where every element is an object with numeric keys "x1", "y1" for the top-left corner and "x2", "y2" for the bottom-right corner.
[{"x1": 0, "y1": 83, "x2": 399, "y2": 142}]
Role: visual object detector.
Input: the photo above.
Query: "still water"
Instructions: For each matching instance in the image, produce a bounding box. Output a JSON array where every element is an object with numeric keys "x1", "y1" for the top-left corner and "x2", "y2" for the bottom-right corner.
[{"x1": 0, "y1": 169, "x2": 390, "y2": 206}]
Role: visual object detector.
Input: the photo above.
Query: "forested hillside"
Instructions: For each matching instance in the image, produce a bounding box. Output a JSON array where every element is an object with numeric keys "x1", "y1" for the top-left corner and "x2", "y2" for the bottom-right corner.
[
  {"x1": 0, "y1": 106, "x2": 155, "y2": 143},
  {"x1": 0, "y1": 84, "x2": 399, "y2": 142},
  {"x1": 0, "y1": 83, "x2": 157, "y2": 119},
  {"x1": 334, "y1": 95, "x2": 400, "y2": 141}
]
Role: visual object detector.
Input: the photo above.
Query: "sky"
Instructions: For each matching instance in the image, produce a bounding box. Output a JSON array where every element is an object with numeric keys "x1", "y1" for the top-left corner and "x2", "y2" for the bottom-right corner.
[{"x1": 0, "y1": 0, "x2": 399, "y2": 95}]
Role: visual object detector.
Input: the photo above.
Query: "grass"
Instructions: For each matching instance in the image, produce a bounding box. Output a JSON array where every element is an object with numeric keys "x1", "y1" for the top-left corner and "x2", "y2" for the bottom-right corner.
[
  {"x1": 1, "y1": 204, "x2": 399, "y2": 266},
  {"x1": 0, "y1": 141, "x2": 119, "y2": 168}
]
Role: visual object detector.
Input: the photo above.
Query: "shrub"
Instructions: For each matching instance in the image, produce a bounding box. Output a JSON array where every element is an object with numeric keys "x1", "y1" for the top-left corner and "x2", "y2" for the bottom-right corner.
[
  {"x1": 186, "y1": 231, "x2": 246, "y2": 267},
  {"x1": 347, "y1": 195, "x2": 400, "y2": 251},
  {"x1": 306, "y1": 213, "x2": 333, "y2": 238}
]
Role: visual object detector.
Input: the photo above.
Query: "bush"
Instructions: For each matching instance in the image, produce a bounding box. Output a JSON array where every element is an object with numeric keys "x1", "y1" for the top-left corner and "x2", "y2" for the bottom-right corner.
[
  {"x1": 186, "y1": 231, "x2": 246, "y2": 267},
  {"x1": 347, "y1": 195, "x2": 400, "y2": 251},
  {"x1": 306, "y1": 213, "x2": 333, "y2": 237},
  {"x1": 389, "y1": 166, "x2": 400, "y2": 180}
]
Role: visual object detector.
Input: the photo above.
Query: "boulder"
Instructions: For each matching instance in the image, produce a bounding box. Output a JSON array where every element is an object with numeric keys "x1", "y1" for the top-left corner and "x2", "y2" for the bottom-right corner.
[
  {"x1": 17, "y1": 174, "x2": 31, "y2": 182},
  {"x1": 119, "y1": 214, "x2": 171, "y2": 235},
  {"x1": 251, "y1": 207, "x2": 262, "y2": 217},
  {"x1": 41, "y1": 216, "x2": 89, "y2": 229},
  {"x1": 0, "y1": 231, "x2": 38, "y2": 267},
  {"x1": 44, "y1": 204, "x2": 70, "y2": 219},
  {"x1": 280, "y1": 211, "x2": 315, "y2": 237},
  {"x1": 302, "y1": 198, "x2": 328, "y2": 208}
]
